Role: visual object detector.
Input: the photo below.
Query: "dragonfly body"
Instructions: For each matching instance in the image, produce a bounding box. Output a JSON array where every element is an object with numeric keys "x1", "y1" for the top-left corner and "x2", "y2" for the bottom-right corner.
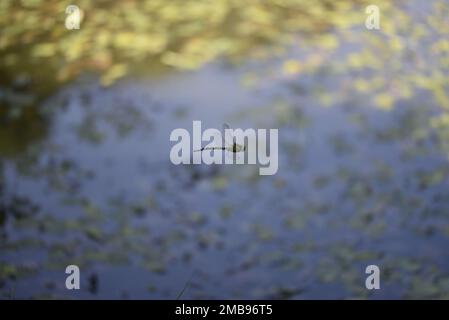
[
  {"x1": 196, "y1": 143, "x2": 244, "y2": 153},
  {"x1": 194, "y1": 124, "x2": 246, "y2": 154}
]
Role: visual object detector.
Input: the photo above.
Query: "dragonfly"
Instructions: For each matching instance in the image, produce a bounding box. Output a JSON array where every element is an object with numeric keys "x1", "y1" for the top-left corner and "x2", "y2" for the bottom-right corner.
[{"x1": 194, "y1": 123, "x2": 246, "y2": 154}]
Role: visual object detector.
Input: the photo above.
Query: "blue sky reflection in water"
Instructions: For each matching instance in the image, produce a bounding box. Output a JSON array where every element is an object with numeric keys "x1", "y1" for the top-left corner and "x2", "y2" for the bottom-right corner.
[{"x1": 1, "y1": 0, "x2": 449, "y2": 299}]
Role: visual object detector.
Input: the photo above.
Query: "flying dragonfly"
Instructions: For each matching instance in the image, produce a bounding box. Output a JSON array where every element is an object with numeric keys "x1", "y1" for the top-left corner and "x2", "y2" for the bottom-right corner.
[{"x1": 194, "y1": 123, "x2": 246, "y2": 154}]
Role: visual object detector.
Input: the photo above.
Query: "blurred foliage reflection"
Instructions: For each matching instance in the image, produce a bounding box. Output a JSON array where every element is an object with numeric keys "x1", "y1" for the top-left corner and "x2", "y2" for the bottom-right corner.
[{"x1": 1, "y1": 0, "x2": 449, "y2": 299}]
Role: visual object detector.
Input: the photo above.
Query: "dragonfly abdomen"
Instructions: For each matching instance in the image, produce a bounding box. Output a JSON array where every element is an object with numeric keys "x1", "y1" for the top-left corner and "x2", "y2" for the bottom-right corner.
[{"x1": 194, "y1": 147, "x2": 226, "y2": 152}]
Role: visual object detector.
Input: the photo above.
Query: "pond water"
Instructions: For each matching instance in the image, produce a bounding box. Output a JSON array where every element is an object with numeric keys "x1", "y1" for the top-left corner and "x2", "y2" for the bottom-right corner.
[{"x1": 1, "y1": 0, "x2": 449, "y2": 299}]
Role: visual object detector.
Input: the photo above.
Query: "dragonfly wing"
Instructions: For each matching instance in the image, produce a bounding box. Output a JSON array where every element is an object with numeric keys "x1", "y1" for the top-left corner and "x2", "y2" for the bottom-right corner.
[{"x1": 222, "y1": 123, "x2": 235, "y2": 147}]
